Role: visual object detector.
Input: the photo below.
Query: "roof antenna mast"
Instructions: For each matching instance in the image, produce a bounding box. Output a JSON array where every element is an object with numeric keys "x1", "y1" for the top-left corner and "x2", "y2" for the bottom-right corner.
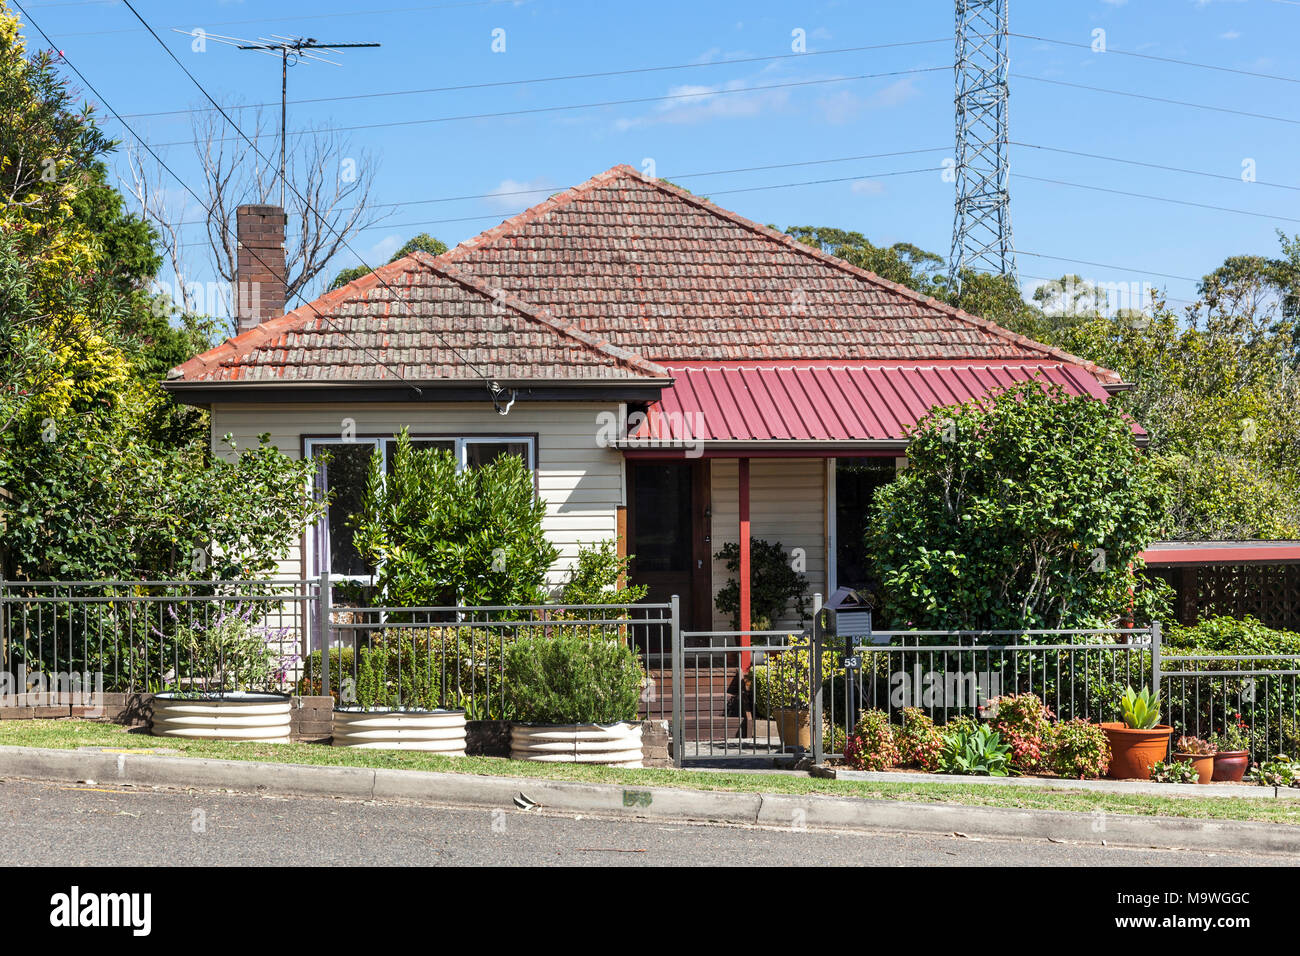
[
  {"x1": 232, "y1": 35, "x2": 381, "y2": 208},
  {"x1": 951, "y1": 0, "x2": 1017, "y2": 297}
]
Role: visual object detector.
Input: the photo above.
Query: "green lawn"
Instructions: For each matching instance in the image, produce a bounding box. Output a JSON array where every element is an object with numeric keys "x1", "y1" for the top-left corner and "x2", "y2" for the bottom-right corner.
[{"x1": 1, "y1": 719, "x2": 1297, "y2": 826}]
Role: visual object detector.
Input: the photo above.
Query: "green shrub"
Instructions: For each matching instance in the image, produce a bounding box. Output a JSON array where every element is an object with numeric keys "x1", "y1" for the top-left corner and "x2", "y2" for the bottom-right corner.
[
  {"x1": 349, "y1": 635, "x2": 442, "y2": 711},
  {"x1": 352, "y1": 429, "x2": 558, "y2": 608},
  {"x1": 297, "y1": 647, "x2": 356, "y2": 700},
  {"x1": 942, "y1": 714, "x2": 980, "y2": 738},
  {"x1": 171, "y1": 610, "x2": 289, "y2": 694},
  {"x1": 504, "y1": 631, "x2": 644, "y2": 724},
  {"x1": 559, "y1": 540, "x2": 647, "y2": 605},
  {"x1": 1046, "y1": 719, "x2": 1110, "y2": 778},
  {"x1": 988, "y1": 693, "x2": 1054, "y2": 772},
  {"x1": 896, "y1": 707, "x2": 943, "y2": 771},
  {"x1": 823, "y1": 720, "x2": 846, "y2": 757},
  {"x1": 1150, "y1": 759, "x2": 1198, "y2": 784},
  {"x1": 750, "y1": 634, "x2": 838, "y2": 716},
  {"x1": 938, "y1": 724, "x2": 1012, "y2": 776},
  {"x1": 843, "y1": 709, "x2": 899, "y2": 771},
  {"x1": 714, "y1": 538, "x2": 809, "y2": 629},
  {"x1": 869, "y1": 381, "x2": 1170, "y2": 630}
]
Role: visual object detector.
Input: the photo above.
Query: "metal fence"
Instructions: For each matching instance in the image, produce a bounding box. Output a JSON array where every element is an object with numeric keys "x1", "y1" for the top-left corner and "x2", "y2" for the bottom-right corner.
[
  {"x1": 1159, "y1": 652, "x2": 1300, "y2": 759},
  {"x1": 4, "y1": 576, "x2": 1300, "y2": 768},
  {"x1": 0, "y1": 577, "x2": 673, "y2": 723},
  {"x1": 819, "y1": 625, "x2": 1156, "y2": 761}
]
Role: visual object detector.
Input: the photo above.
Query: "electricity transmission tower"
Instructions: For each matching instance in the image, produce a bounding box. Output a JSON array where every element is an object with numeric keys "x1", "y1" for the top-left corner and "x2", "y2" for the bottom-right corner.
[{"x1": 950, "y1": 0, "x2": 1017, "y2": 293}]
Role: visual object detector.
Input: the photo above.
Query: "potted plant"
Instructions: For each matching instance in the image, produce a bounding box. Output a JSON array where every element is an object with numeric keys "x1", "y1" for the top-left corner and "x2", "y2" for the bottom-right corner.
[
  {"x1": 1172, "y1": 735, "x2": 1215, "y2": 784},
  {"x1": 1101, "y1": 686, "x2": 1174, "y2": 780},
  {"x1": 714, "y1": 539, "x2": 809, "y2": 632},
  {"x1": 505, "y1": 630, "x2": 646, "y2": 767},
  {"x1": 151, "y1": 608, "x2": 295, "y2": 742},
  {"x1": 1209, "y1": 717, "x2": 1252, "y2": 782},
  {"x1": 332, "y1": 630, "x2": 467, "y2": 753},
  {"x1": 750, "y1": 634, "x2": 835, "y2": 750}
]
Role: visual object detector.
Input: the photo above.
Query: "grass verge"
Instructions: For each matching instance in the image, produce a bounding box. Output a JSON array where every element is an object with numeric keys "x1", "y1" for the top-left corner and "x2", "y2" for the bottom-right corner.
[{"x1": 0, "y1": 719, "x2": 1296, "y2": 826}]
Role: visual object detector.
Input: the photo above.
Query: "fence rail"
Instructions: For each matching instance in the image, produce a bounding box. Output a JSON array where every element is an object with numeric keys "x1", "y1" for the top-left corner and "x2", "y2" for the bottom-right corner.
[{"x1": 3, "y1": 578, "x2": 1299, "y2": 768}]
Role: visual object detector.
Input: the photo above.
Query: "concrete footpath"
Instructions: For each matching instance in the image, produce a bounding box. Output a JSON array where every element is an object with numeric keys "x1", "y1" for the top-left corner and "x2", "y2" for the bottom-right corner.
[{"x1": 1, "y1": 745, "x2": 1298, "y2": 856}]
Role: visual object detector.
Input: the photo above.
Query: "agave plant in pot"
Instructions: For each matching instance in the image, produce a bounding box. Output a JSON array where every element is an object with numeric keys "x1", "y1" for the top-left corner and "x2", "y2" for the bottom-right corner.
[
  {"x1": 331, "y1": 630, "x2": 467, "y2": 753},
  {"x1": 151, "y1": 608, "x2": 296, "y2": 742},
  {"x1": 1172, "y1": 735, "x2": 1216, "y2": 785},
  {"x1": 1101, "y1": 686, "x2": 1174, "y2": 780},
  {"x1": 505, "y1": 630, "x2": 646, "y2": 767},
  {"x1": 1210, "y1": 716, "x2": 1252, "y2": 782}
]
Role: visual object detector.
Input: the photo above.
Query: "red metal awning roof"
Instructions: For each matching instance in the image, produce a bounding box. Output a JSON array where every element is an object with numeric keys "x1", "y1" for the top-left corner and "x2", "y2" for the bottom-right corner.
[
  {"x1": 1141, "y1": 541, "x2": 1300, "y2": 566},
  {"x1": 622, "y1": 362, "x2": 1125, "y2": 447}
]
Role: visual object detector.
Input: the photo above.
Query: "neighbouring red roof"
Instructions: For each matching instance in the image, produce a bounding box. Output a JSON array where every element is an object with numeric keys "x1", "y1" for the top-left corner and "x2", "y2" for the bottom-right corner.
[
  {"x1": 168, "y1": 258, "x2": 668, "y2": 384},
  {"x1": 1141, "y1": 541, "x2": 1300, "y2": 566},
  {"x1": 622, "y1": 362, "x2": 1122, "y2": 445},
  {"x1": 440, "y1": 165, "x2": 1121, "y2": 382}
]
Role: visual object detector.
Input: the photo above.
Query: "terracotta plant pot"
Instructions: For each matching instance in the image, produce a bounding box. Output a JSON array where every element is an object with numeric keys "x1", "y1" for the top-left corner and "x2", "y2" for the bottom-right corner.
[
  {"x1": 1211, "y1": 750, "x2": 1250, "y2": 783},
  {"x1": 773, "y1": 707, "x2": 812, "y2": 750},
  {"x1": 1101, "y1": 723, "x2": 1173, "y2": 780},
  {"x1": 1173, "y1": 752, "x2": 1215, "y2": 785}
]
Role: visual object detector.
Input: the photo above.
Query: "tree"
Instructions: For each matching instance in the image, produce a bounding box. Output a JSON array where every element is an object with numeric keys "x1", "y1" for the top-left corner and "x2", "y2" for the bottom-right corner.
[
  {"x1": 352, "y1": 430, "x2": 559, "y2": 608},
  {"x1": 186, "y1": 107, "x2": 384, "y2": 322},
  {"x1": 328, "y1": 232, "x2": 447, "y2": 291},
  {"x1": 0, "y1": 5, "x2": 323, "y2": 580},
  {"x1": 869, "y1": 381, "x2": 1170, "y2": 630}
]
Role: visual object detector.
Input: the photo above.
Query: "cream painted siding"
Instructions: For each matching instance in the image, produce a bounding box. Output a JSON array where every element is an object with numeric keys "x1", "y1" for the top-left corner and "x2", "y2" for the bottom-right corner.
[
  {"x1": 708, "y1": 458, "x2": 826, "y2": 632},
  {"x1": 209, "y1": 401, "x2": 624, "y2": 588}
]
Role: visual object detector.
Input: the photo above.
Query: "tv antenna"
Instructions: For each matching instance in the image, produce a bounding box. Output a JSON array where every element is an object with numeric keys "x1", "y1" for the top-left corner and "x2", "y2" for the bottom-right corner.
[{"x1": 173, "y1": 31, "x2": 380, "y2": 208}]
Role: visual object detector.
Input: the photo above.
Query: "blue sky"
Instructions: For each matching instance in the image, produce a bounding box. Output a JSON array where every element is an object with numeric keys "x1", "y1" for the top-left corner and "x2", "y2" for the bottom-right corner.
[{"x1": 18, "y1": 0, "x2": 1300, "y2": 317}]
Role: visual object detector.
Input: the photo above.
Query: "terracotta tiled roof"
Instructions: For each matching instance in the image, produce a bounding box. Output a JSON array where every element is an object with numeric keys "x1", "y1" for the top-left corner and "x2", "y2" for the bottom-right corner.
[
  {"x1": 169, "y1": 257, "x2": 669, "y2": 384},
  {"x1": 439, "y1": 165, "x2": 1120, "y2": 383}
]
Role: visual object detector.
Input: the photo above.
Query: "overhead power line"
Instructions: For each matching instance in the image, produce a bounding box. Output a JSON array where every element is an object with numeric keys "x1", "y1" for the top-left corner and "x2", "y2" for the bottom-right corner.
[
  {"x1": 121, "y1": 38, "x2": 952, "y2": 121},
  {"x1": 1011, "y1": 142, "x2": 1300, "y2": 194},
  {"x1": 1013, "y1": 73, "x2": 1300, "y2": 127},
  {"x1": 1018, "y1": 174, "x2": 1300, "y2": 226},
  {"x1": 10, "y1": 0, "x2": 442, "y2": 398},
  {"x1": 140, "y1": 65, "x2": 951, "y2": 149},
  {"x1": 119, "y1": 0, "x2": 523, "y2": 407},
  {"x1": 1011, "y1": 32, "x2": 1300, "y2": 85}
]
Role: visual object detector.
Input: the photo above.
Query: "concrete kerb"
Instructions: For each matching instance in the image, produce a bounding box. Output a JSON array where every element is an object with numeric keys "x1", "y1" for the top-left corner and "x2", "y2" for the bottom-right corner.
[
  {"x1": 1, "y1": 745, "x2": 1297, "y2": 854},
  {"x1": 817, "y1": 765, "x2": 1300, "y2": 800}
]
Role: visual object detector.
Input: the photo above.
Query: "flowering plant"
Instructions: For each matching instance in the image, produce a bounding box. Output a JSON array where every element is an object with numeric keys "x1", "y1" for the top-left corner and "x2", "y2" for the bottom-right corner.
[
  {"x1": 988, "y1": 693, "x2": 1054, "y2": 773},
  {"x1": 843, "y1": 709, "x2": 899, "y2": 771},
  {"x1": 896, "y1": 707, "x2": 943, "y2": 772},
  {"x1": 1210, "y1": 714, "x2": 1251, "y2": 753},
  {"x1": 1175, "y1": 735, "x2": 1215, "y2": 756},
  {"x1": 1046, "y1": 719, "x2": 1110, "y2": 778}
]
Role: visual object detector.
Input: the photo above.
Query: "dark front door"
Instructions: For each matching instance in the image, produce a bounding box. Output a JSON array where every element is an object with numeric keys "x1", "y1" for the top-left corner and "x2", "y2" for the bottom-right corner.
[{"x1": 627, "y1": 460, "x2": 711, "y2": 630}]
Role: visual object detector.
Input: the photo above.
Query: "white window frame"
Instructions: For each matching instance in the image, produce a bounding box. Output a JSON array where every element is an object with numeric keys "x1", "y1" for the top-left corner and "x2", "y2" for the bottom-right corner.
[{"x1": 304, "y1": 434, "x2": 536, "y2": 579}]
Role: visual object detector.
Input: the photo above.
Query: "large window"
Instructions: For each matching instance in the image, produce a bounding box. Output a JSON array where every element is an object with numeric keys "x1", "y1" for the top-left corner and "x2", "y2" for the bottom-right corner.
[
  {"x1": 834, "y1": 457, "x2": 896, "y2": 592},
  {"x1": 306, "y1": 435, "x2": 535, "y2": 578}
]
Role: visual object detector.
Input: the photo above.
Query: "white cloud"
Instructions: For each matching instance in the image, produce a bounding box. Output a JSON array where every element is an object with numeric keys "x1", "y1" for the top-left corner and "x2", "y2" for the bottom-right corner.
[
  {"x1": 850, "y1": 179, "x2": 885, "y2": 196},
  {"x1": 484, "y1": 177, "x2": 557, "y2": 211},
  {"x1": 1220, "y1": 30, "x2": 1241, "y2": 39},
  {"x1": 817, "y1": 77, "x2": 920, "y2": 124},
  {"x1": 614, "y1": 78, "x2": 791, "y2": 130}
]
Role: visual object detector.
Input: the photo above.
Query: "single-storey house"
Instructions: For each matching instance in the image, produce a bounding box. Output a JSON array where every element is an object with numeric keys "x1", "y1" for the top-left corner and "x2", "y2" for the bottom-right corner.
[{"x1": 164, "y1": 164, "x2": 1129, "y2": 636}]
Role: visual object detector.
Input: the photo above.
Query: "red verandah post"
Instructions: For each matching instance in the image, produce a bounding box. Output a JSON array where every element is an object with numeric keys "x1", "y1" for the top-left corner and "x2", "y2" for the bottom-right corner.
[{"x1": 739, "y1": 456, "x2": 751, "y2": 672}]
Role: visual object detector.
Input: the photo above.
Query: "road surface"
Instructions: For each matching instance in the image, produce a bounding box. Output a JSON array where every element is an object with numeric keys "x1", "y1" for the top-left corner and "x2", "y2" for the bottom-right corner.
[{"x1": 0, "y1": 778, "x2": 1291, "y2": 866}]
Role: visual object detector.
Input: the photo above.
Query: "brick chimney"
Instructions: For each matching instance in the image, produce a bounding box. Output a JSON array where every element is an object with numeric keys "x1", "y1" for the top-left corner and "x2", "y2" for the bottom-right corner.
[{"x1": 235, "y1": 204, "x2": 288, "y2": 334}]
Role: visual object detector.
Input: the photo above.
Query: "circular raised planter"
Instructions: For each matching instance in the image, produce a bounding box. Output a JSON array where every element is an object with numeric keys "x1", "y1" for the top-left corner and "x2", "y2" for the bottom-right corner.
[
  {"x1": 1212, "y1": 750, "x2": 1250, "y2": 783},
  {"x1": 510, "y1": 722, "x2": 643, "y2": 768},
  {"x1": 1101, "y1": 723, "x2": 1173, "y2": 780},
  {"x1": 151, "y1": 692, "x2": 292, "y2": 743},
  {"x1": 332, "y1": 708, "x2": 467, "y2": 753}
]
